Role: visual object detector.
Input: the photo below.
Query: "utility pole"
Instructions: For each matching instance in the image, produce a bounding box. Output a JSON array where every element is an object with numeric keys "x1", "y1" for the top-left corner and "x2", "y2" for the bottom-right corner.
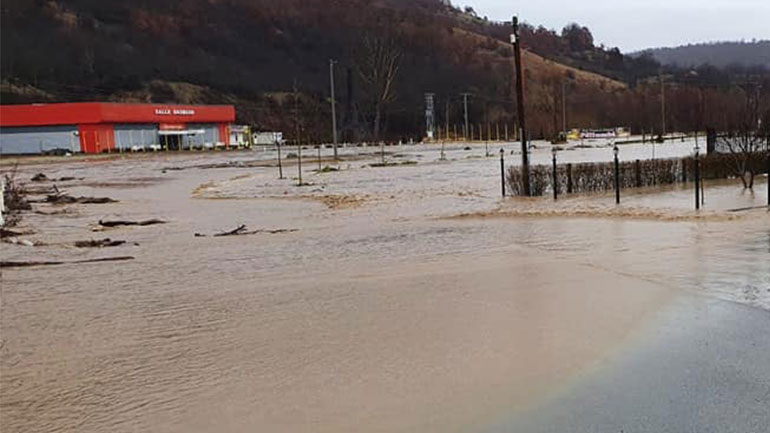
[
  {"x1": 660, "y1": 71, "x2": 666, "y2": 140},
  {"x1": 425, "y1": 93, "x2": 436, "y2": 142},
  {"x1": 512, "y1": 16, "x2": 530, "y2": 196},
  {"x1": 562, "y1": 80, "x2": 567, "y2": 138},
  {"x1": 293, "y1": 80, "x2": 303, "y2": 186},
  {"x1": 461, "y1": 93, "x2": 471, "y2": 141},
  {"x1": 329, "y1": 59, "x2": 339, "y2": 159},
  {"x1": 445, "y1": 99, "x2": 450, "y2": 142}
]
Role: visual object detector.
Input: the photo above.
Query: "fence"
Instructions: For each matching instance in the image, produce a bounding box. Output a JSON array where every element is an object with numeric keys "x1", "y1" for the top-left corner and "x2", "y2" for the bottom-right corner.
[{"x1": 506, "y1": 153, "x2": 768, "y2": 197}]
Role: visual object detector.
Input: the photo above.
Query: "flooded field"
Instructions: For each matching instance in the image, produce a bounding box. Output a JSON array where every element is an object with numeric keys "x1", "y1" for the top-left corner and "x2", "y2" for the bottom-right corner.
[{"x1": 1, "y1": 141, "x2": 769, "y2": 432}]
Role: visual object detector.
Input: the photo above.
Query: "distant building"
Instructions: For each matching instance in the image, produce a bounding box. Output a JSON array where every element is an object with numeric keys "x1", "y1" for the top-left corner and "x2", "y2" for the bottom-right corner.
[
  {"x1": 577, "y1": 127, "x2": 631, "y2": 140},
  {"x1": 253, "y1": 132, "x2": 283, "y2": 145},
  {"x1": 0, "y1": 102, "x2": 236, "y2": 154},
  {"x1": 229, "y1": 125, "x2": 251, "y2": 147}
]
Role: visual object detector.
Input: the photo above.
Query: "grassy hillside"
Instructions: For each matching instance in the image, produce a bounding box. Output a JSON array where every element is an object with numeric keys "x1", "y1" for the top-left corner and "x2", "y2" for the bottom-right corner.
[{"x1": 1, "y1": 0, "x2": 766, "y2": 140}]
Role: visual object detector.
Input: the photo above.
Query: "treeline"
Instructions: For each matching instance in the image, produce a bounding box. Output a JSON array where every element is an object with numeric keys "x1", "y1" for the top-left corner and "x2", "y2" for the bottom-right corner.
[
  {"x1": 637, "y1": 41, "x2": 770, "y2": 69},
  {"x1": 1, "y1": 0, "x2": 769, "y2": 142}
]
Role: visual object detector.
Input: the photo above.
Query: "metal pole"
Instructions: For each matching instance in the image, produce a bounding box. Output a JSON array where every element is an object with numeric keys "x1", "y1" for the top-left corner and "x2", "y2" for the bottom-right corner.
[
  {"x1": 695, "y1": 148, "x2": 700, "y2": 210},
  {"x1": 277, "y1": 139, "x2": 283, "y2": 179},
  {"x1": 552, "y1": 151, "x2": 558, "y2": 200},
  {"x1": 462, "y1": 93, "x2": 470, "y2": 141},
  {"x1": 614, "y1": 147, "x2": 620, "y2": 205},
  {"x1": 512, "y1": 16, "x2": 530, "y2": 196},
  {"x1": 294, "y1": 79, "x2": 301, "y2": 185},
  {"x1": 500, "y1": 148, "x2": 506, "y2": 197},
  {"x1": 445, "y1": 100, "x2": 450, "y2": 142},
  {"x1": 297, "y1": 141, "x2": 303, "y2": 186},
  {"x1": 317, "y1": 145, "x2": 322, "y2": 171},
  {"x1": 329, "y1": 59, "x2": 338, "y2": 160}
]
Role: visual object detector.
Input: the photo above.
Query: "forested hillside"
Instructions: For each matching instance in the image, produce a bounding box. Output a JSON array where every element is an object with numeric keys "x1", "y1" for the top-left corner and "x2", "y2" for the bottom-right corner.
[
  {"x1": 638, "y1": 41, "x2": 770, "y2": 69},
  {"x1": 2, "y1": 0, "x2": 768, "y2": 141}
]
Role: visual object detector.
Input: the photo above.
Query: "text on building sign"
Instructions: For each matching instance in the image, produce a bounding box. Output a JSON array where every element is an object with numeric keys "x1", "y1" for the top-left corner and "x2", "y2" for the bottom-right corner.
[{"x1": 155, "y1": 109, "x2": 195, "y2": 116}]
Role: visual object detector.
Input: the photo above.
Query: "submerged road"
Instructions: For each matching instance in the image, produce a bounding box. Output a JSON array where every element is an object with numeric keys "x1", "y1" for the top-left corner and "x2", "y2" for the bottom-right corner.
[{"x1": 490, "y1": 295, "x2": 770, "y2": 432}]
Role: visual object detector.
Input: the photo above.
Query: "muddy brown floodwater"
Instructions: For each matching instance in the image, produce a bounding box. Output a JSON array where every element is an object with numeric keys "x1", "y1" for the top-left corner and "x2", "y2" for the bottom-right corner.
[{"x1": 1, "y1": 142, "x2": 769, "y2": 433}]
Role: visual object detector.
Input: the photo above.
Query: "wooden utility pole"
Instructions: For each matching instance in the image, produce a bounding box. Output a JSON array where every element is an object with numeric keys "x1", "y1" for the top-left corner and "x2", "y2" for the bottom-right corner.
[
  {"x1": 562, "y1": 80, "x2": 567, "y2": 137},
  {"x1": 329, "y1": 60, "x2": 339, "y2": 159},
  {"x1": 293, "y1": 80, "x2": 303, "y2": 186},
  {"x1": 660, "y1": 72, "x2": 666, "y2": 139},
  {"x1": 512, "y1": 16, "x2": 530, "y2": 196}
]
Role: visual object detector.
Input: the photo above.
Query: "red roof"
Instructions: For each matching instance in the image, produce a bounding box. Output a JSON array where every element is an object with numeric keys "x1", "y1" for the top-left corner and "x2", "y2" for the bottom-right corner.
[{"x1": 0, "y1": 102, "x2": 235, "y2": 127}]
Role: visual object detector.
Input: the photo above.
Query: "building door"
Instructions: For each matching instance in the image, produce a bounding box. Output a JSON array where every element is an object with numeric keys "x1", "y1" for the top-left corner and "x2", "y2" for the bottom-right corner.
[{"x1": 163, "y1": 134, "x2": 182, "y2": 150}]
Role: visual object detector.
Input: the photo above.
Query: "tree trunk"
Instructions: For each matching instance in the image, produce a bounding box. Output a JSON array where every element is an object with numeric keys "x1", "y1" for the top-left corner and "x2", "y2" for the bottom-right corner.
[{"x1": 373, "y1": 104, "x2": 382, "y2": 141}]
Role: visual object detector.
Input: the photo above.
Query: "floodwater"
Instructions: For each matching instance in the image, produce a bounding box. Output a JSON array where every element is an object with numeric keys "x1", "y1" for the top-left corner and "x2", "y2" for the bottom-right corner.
[{"x1": 1, "y1": 141, "x2": 768, "y2": 432}]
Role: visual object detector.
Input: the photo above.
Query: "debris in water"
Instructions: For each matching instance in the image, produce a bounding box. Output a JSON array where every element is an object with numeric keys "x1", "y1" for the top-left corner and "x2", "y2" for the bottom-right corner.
[
  {"x1": 3, "y1": 170, "x2": 32, "y2": 227},
  {"x1": 195, "y1": 225, "x2": 298, "y2": 237},
  {"x1": 314, "y1": 166, "x2": 340, "y2": 173},
  {"x1": 31, "y1": 174, "x2": 83, "y2": 182},
  {"x1": 46, "y1": 193, "x2": 118, "y2": 204},
  {"x1": 2, "y1": 237, "x2": 39, "y2": 247},
  {"x1": 0, "y1": 228, "x2": 25, "y2": 238},
  {"x1": 34, "y1": 208, "x2": 74, "y2": 216},
  {"x1": 99, "y1": 219, "x2": 166, "y2": 228},
  {"x1": 74, "y1": 238, "x2": 127, "y2": 248},
  {"x1": 0, "y1": 256, "x2": 135, "y2": 268}
]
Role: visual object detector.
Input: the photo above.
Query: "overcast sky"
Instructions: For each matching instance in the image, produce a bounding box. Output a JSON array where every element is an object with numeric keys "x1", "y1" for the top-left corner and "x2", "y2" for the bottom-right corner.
[{"x1": 466, "y1": 0, "x2": 770, "y2": 52}]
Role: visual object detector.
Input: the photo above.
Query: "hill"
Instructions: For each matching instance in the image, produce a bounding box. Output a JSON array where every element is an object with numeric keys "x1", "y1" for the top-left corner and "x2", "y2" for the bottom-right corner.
[
  {"x1": 1, "y1": 1, "x2": 766, "y2": 140},
  {"x1": 634, "y1": 41, "x2": 770, "y2": 69}
]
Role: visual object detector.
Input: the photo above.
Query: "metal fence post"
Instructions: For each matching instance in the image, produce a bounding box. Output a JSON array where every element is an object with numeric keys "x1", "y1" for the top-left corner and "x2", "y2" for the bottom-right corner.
[
  {"x1": 500, "y1": 148, "x2": 506, "y2": 197},
  {"x1": 614, "y1": 145, "x2": 620, "y2": 205},
  {"x1": 552, "y1": 148, "x2": 558, "y2": 200},
  {"x1": 694, "y1": 145, "x2": 700, "y2": 210},
  {"x1": 635, "y1": 159, "x2": 641, "y2": 187}
]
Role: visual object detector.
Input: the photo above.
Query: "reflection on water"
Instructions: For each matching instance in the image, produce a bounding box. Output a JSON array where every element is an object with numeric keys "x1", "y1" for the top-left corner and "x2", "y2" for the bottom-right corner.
[{"x1": 1, "y1": 146, "x2": 768, "y2": 433}]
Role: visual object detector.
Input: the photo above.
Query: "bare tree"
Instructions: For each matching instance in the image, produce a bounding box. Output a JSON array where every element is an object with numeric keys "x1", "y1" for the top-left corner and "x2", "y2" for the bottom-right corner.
[
  {"x1": 356, "y1": 33, "x2": 402, "y2": 140},
  {"x1": 717, "y1": 82, "x2": 770, "y2": 189}
]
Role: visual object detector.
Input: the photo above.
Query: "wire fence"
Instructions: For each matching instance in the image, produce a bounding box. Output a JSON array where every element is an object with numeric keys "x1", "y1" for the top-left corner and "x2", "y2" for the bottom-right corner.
[{"x1": 506, "y1": 153, "x2": 768, "y2": 197}]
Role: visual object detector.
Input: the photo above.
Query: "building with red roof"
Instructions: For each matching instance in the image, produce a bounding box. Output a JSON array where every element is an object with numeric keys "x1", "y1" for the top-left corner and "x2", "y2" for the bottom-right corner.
[{"x1": 0, "y1": 102, "x2": 236, "y2": 154}]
